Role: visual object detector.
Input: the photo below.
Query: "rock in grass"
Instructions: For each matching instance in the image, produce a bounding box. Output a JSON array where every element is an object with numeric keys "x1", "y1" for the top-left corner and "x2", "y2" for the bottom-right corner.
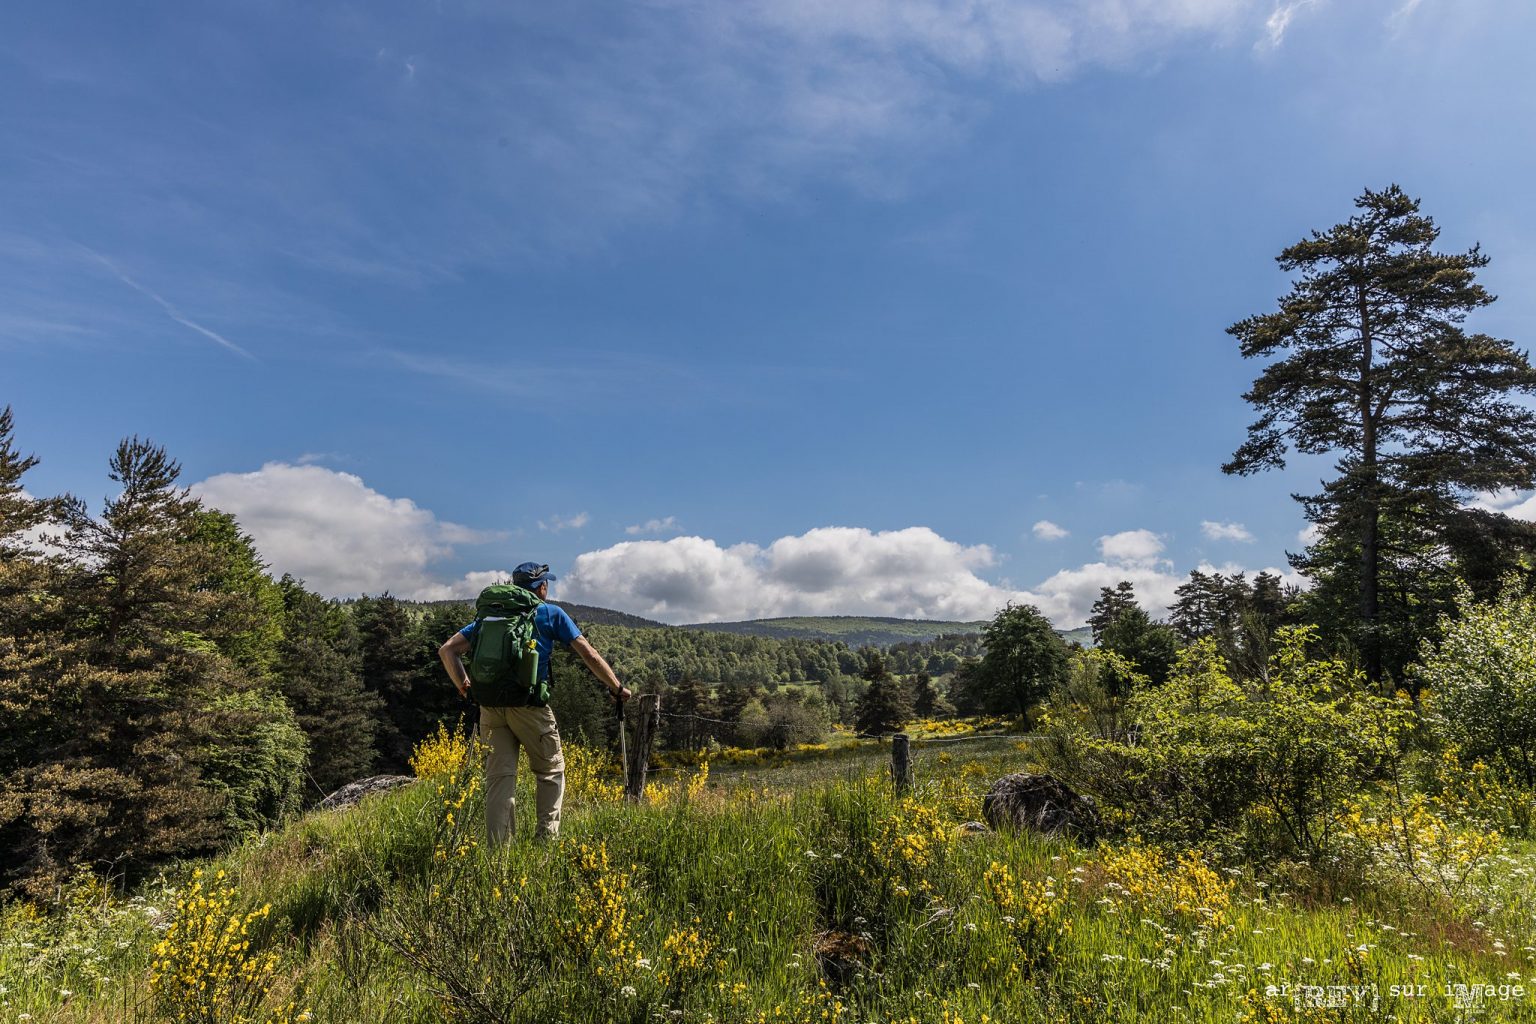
[
  {"x1": 981, "y1": 773, "x2": 1098, "y2": 843},
  {"x1": 814, "y1": 929, "x2": 871, "y2": 989},
  {"x1": 320, "y1": 775, "x2": 416, "y2": 811}
]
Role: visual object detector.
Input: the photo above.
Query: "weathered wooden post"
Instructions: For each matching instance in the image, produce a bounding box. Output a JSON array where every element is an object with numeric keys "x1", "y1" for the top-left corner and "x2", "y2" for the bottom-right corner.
[
  {"x1": 891, "y1": 732, "x2": 912, "y2": 794},
  {"x1": 626, "y1": 693, "x2": 661, "y2": 802}
]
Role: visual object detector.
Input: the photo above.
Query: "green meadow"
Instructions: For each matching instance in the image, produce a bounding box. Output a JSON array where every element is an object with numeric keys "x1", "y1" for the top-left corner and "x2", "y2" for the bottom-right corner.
[{"x1": 6, "y1": 725, "x2": 1536, "y2": 1024}]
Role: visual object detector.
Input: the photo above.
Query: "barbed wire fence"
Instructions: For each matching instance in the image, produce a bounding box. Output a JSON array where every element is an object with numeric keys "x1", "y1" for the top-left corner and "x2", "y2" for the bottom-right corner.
[{"x1": 612, "y1": 699, "x2": 1035, "y2": 793}]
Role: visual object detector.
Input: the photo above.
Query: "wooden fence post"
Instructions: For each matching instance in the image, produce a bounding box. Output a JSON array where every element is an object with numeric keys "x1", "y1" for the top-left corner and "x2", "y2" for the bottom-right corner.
[
  {"x1": 626, "y1": 693, "x2": 661, "y2": 802},
  {"x1": 891, "y1": 732, "x2": 912, "y2": 794}
]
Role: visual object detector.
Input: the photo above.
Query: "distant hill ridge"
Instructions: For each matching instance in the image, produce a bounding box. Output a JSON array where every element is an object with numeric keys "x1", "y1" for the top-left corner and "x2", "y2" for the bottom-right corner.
[
  {"x1": 680, "y1": 614, "x2": 989, "y2": 647},
  {"x1": 405, "y1": 598, "x2": 1092, "y2": 647},
  {"x1": 401, "y1": 597, "x2": 667, "y2": 630}
]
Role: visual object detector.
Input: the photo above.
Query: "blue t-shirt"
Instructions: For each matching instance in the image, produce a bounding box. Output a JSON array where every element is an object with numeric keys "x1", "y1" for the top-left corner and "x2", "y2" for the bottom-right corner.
[{"x1": 459, "y1": 603, "x2": 581, "y2": 682}]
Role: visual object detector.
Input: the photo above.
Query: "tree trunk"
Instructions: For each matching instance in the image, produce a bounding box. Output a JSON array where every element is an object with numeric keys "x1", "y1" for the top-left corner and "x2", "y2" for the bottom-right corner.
[{"x1": 1358, "y1": 280, "x2": 1383, "y2": 687}]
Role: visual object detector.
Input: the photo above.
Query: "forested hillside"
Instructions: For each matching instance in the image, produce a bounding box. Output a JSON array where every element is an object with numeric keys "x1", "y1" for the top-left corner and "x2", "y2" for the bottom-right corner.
[{"x1": 681, "y1": 614, "x2": 989, "y2": 647}]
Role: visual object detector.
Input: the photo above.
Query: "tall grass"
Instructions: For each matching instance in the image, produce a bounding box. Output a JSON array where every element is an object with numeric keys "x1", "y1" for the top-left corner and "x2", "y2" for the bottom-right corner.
[{"x1": 5, "y1": 729, "x2": 1536, "y2": 1022}]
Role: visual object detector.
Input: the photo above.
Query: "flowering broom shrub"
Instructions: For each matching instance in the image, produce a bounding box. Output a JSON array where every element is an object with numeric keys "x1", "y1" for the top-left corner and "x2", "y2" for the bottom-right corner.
[
  {"x1": 148, "y1": 869, "x2": 306, "y2": 1024},
  {"x1": 409, "y1": 720, "x2": 477, "y2": 780}
]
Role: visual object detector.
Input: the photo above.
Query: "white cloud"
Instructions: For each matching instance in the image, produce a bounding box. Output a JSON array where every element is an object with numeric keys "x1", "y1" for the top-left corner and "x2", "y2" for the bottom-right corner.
[
  {"x1": 1201, "y1": 520, "x2": 1254, "y2": 542},
  {"x1": 413, "y1": 569, "x2": 519, "y2": 602},
  {"x1": 191, "y1": 462, "x2": 505, "y2": 598},
  {"x1": 12, "y1": 489, "x2": 64, "y2": 556},
  {"x1": 538, "y1": 512, "x2": 590, "y2": 533},
  {"x1": 179, "y1": 460, "x2": 1317, "y2": 625},
  {"x1": 1027, "y1": 561, "x2": 1185, "y2": 628},
  {"x1": 295, "y1": 451, "x2": 345, "y2": 466},
  {"x1": 1469, "y1": 489, "x2": 1536, "y2": 521},
  {"x1": 1297, "y1": 522, "x2": 1324, "y2": 546},
  {"x1": 1261, "y1": 0, "x2": 1321, "y2": 48},
  {"x1": 78, "y1": 244, "x2": 254, "y2": 360},
  {"x1": 1388, "y1": 0, "x2": 1425, "y2": 32},
  {"x1": 565, "y1": 522, "x2": 1291, "y2": 629},
  {"x1": 1032, "y1": 520, "x2": 1070, "y2": 541},
  {"x1": 626, "y1": 516, "x2": 680, "y2": 536},
  {"x1": 565, "y1": 526, "x2": 1033, "y2": 623},
  {"x1": 1098, "y1": 529, "x2": 1166, "y2": 566}
]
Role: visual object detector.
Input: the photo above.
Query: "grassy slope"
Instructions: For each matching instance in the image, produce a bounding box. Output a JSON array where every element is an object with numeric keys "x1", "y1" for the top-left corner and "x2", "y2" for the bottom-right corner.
[{"x1": 8, "y1": 735, "x2": 1536, "y2": 1024}]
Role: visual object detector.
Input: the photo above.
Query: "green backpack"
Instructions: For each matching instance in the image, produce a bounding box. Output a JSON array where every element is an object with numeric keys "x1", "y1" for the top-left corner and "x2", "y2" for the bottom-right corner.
[{"x1": 467, "y1": 584, "x2": 547, "y2": 707}]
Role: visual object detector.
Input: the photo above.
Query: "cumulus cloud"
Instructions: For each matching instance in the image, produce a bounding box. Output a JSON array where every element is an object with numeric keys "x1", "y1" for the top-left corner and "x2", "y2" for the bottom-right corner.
[
  {"x1": 1032, "y1": 520, "x2": 1069, "y2": 541},
  {"x1": 1201, "y1": 520, "x2": 1254, "y2": 542},
  {"x1": 1297, "y1": 522, "x2": 1324, "y2": 546},
  {"x1": 1097, "y1": 529, "x2": 1166, "y2": 566},
  {"x1": 565, "y1": 526, "x2": 1032, "y2": 623},
  {"x1": 1469, "y1": 489, "x2": 1536, "y2": 520},
  {"x1": 191, "y1": 462, "x2": 506, "y2": 598},
  {"x1": 12, "y1": 489, "x2": 65, "y2": 556},
  {"x1": 564, "y1": 522, "x2": 1282, "y2": 628},
  {"x1": 626, "y1": 516, "x2": 680, "y2": 536},
  {"x1": 1028, "y1": 561, "x2": 1184, "y2": 628},
  {"x1": 538, "y1": 512, "x2": 590, "y2": 533},
  {"x1": 180, "y1": 461, "x2": 1312, "y2": 626}
]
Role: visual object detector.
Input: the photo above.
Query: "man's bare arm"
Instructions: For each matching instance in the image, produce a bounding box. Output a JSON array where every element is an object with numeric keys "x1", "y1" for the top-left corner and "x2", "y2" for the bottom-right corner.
[
  {"x1": 439, "y1": 632, "x2": 472, "y2": 699},
  {"x1": 570, "y1": 636, "x2": 631, "y2": 701}
]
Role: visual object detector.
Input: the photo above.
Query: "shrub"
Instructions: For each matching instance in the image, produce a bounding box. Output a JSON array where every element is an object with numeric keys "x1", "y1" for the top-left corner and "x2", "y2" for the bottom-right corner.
[
  {"x1": 1049, "y1": 629, "x2": 1409, "y2": 861},
  {"x1": 149, "y1": 869, "x2": 307, "y2": 1024},
  {"x1": 409, "y1": 719, "x2": 477, "y2": 780},
  {"x1": 1415, "y1": 580, "x2": 1536, "y2": 788}
]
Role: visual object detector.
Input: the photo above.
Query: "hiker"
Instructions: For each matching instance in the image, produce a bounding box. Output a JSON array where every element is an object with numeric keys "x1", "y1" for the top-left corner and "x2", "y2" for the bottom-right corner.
[{"x1": 438, "y1": 561, "x2": 631, "y2": 842}]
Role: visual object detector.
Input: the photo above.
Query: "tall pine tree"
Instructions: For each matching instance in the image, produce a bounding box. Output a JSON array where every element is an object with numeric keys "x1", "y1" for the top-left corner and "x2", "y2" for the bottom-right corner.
[
  {"x1": 3, "y1": 436, "x2": 304, "y2": 892},
  {"x1": 1226, "y1": 185, "x2": 1536, "y2": 684},
  {"x1": 854, "y1": 652, "x2": 911, "y2": 735}
]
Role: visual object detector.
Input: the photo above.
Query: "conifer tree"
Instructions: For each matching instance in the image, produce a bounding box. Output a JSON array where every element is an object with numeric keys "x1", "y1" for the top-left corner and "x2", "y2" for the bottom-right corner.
[
  {"x1": 911, "y1": 672, "x2": 940, "y2": 718},
  {"x1": 1087, "y1": 582, "x2": 1138, "y2": 645},
  {"x1": 663, "y1": 674, "x2": 717, "y2": 750},
  {"x1": 194, "y1": 509, "x2": 285, "y2": 675},
  {"x1": 1226, "y1": 185, "x2": 1536, "y2": 683},
  {"x1": 2, "y1": 435, "x2": 304, "y2": 892},
  {"x1": 854, "y1": 652, "x2": 911, "y2": 735},
  {"x1": 353, "y1": 594, "x2": 430, "y2": 773},
  {"x1": 714, "y1": 680, "x2": 760, "y2": 746},
  {"x1": 273, "y1": 576, "x2": 382, "y2": 795}
]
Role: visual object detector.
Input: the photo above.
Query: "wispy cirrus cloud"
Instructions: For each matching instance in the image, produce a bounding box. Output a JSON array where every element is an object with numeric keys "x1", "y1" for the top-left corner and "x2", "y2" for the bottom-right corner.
[
  {"x1": 3, "y1": 0, "x2": 1322, "y2": 292},
  {"x1": 626, "y1": 516, "x2": 680, "y2": 536},
  {"x1": 1261, "y1": 0, "x2": 1322, "y2": 48},
  {"x1": 539, "y1": 512, "x2": 590, "y2": 533},
  {"x1": 77, "y1": 244, "x2": 254, "y2": 359}
]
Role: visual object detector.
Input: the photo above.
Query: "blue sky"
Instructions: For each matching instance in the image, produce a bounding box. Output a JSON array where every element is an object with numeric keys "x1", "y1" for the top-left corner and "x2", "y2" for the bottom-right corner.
[{"x1": 6, "y1": 0, "x2": 1535, "y2": 625}]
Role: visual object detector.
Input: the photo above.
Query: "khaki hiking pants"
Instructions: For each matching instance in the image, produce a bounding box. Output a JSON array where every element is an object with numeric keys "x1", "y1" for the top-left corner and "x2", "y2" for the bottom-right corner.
[{"x1": 480, "y1": 704, "x2": 565, "y2": 842}]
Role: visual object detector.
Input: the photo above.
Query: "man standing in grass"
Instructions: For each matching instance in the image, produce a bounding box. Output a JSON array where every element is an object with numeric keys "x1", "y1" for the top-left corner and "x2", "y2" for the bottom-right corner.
[{"x1": 437, "y1": 561, "x2": 630, "y2": 842}]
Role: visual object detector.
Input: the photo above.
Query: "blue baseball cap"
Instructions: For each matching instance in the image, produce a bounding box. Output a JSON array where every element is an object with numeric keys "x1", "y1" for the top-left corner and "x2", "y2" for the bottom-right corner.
[{"x1": 513, "y1": 561, "x2": 557, "y2": 588}]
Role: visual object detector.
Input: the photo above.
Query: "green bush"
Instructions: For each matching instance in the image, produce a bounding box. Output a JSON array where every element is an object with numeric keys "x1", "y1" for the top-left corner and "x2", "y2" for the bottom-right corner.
[
  {"x1": 1415, "y1": 580, "x2": 1536, "y2": 788},
  {"x1": 1046, "y1": 628, "x2": 1409, "y2": 861},
  {"x1": 193, "y1": 687, "x2": 309, "y2": 839}
]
